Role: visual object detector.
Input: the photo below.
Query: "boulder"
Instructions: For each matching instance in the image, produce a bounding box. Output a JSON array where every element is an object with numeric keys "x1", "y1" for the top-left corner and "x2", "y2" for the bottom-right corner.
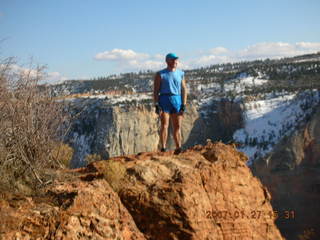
[
  {"x1": 0, "y1": 173, "x2": 146, "y2": 240},
  {"x1": 91, "y1": 142, "x2": 283, "y2": 240}
]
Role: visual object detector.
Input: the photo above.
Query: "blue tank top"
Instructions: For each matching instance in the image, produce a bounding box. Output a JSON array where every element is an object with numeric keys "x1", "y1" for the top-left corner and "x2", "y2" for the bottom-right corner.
[{"x1": 158, "y1": 69, "x2": 184, "y2": 95}]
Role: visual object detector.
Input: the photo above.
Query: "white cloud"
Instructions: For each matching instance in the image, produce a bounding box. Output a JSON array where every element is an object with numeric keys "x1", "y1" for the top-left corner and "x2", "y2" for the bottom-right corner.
[
  {"x1": 125, "y1": 58, "x2": 164, "y2": 72},
  {"x1": 296, "y1": 42, "x2": 320, "y2": 50},
  {"x1": 14, "y1": 65, "x2": 39, "y2": 77},
  {"x1": 189, "y1": 42, "x2": 320, "y2": 68},
  {"x1": 191, "y1": 55, "x2": 232, "y2": 67},
  {"x1": 94, "y1": 42, "x2": 320, "y2": 73},
  {"x1": 94, "y1": 48, "x2": 165, "y2": 72},
  {"x1": 237, "y1": 42, "x2": 297, "y2": 59},
  {"x1": 140, "y1": 60, "x2": 164, "y2": 70},
  {"x1": 236, "y1": 42, "x2": 320, "y2": 60},
  {"x1": 209, "y1": 47, "x2": 229, "y2": 55},
  {"x1": 42, "y1": 71, "x2": 68, "y2": 85},
  {"x1": 2, "y1": 64, "x2": 67, "y2": 85},
  {"x1": 154, "y1": 54, "x2": 165, "y2": 60},
  {"x1": 95, "y1": 48, "x2": 149, "y2": 61}
]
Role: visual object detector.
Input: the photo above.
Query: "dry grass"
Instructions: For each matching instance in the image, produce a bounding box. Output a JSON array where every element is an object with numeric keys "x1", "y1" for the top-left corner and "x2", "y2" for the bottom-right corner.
[
  {"x1": 95, "y1": 160, "x2": 127, "y2": 193},
  {"x1": 85, "y1": 153, "x2": 102, "y2": 165},
  {"x1": 50, "y1": 142, "x2": 74, "y2": 168},
  {"x1": 0, "y1": 57, "x2": 70, "y2": 193}
]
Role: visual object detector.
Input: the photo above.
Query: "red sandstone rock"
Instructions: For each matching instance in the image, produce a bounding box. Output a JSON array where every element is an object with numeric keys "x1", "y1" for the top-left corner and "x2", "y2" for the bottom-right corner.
[
  {"x1": 91, "y1": 142, "x2": 284, "y2": 240},
  {"x1": 0, "y1": 142, "x2": 284, "y2": 240},
  {"x1": 0, "y1": 176, "x2": 146, "y2": 240}
]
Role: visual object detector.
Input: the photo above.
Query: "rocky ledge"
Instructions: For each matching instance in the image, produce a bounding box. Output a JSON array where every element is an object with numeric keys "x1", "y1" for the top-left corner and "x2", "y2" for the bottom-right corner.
[{"x1": 0, "y1": 142, "x2": 283, "y2": 240}]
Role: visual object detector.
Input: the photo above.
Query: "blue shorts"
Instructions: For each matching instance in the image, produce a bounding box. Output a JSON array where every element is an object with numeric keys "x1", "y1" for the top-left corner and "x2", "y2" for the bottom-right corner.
[{"x1": 159, "y1": 95, "x2": 182, "y2": 114}]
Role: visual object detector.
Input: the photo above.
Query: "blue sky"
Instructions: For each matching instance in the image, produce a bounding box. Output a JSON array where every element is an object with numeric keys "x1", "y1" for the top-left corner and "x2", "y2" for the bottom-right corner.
[{"x1": 1, "y1": 0, "x2": 320, "y2": 83}]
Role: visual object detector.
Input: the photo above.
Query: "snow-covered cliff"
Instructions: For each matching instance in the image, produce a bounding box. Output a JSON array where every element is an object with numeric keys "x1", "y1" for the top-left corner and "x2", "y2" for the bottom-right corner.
[{"x1": 234, "y1": 90, "x2": 320, "y2": 164}]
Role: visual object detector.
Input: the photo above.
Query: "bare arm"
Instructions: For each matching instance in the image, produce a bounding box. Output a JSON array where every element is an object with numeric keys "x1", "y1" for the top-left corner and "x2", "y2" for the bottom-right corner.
[
  {"x1": 181, "y1": 78, "x2": 187, "y2": 105},
  {"x1": 153, "y1": 72, "x2": 161, "y2": 104}
]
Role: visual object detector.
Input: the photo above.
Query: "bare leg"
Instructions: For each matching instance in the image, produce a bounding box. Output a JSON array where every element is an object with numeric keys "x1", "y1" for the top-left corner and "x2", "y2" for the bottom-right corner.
[
  {"x1": 160, "y1": 112, "x2": 170, "y2": 149},
  {"x1": 171, "y1": 113, "x2": 183, "y2": 149}
]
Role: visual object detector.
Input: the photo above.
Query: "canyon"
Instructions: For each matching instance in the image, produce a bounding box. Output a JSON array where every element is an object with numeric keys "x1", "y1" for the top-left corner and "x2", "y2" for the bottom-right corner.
[{"x1": 1, "y1": 53, "x2": 320, "y2": 239}]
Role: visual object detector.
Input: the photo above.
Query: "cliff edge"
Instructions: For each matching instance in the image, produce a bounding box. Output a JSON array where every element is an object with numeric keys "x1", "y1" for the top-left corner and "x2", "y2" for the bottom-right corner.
[{"x1": 0, "y1": 142, "x2": 283, "y2": 240}]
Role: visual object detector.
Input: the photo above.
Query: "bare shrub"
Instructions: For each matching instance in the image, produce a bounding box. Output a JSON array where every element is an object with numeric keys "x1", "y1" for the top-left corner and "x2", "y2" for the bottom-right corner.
[
  {"x1": 0, "y1": 58, "x2": 70, "y2": 193},
  {"x1": 50, "y1": 142, "x2": 74, "y2": 168}
]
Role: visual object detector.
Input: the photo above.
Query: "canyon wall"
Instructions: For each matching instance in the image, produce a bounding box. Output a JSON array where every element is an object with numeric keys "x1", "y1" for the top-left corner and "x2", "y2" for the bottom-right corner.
[
  {"x1": 252, "y1": 105, "x2": 320, "y2": 240},
  {"x1": 67, "y1": 98, "x2": 243, "y2": 168}
]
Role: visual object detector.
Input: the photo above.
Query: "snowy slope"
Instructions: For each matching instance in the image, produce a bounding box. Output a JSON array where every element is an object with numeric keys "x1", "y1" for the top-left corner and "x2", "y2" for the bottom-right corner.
[
  {"x1": 63, "y1": 92, "x2": 152, "y2": 105},
  {"x1": 196, "y1": 74, "x2": 268, "y2": 116},
  {"x1": 224, "y1": 75, "x2": 268, "y2": 93},
  {"x1": 194, "y1": 74, "x2": 269, "y2": 96},
  {"x1": 233, "y1": 90, "x2": 320, "y2": 164}
]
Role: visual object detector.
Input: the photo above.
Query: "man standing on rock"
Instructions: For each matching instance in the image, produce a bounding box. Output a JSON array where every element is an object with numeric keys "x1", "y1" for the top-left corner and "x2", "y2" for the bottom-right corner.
[{"x1": 153, "y1": 53, "x2": 187, "y2": 154}]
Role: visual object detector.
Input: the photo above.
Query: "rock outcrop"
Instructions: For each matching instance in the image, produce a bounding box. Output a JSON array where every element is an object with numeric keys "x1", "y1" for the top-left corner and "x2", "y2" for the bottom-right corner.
[
  {"x1": 253, "y1": 105, "x2": 320, "y2": 240},
  {"x1": 0, "y1": 174, "x2": 146, "y2": 240},
  {"x1": 91, "y1": 142, "x2": 283, "y2": 239},
  {"x1": 0, "y1": 142, "x2": 283, "y2": 239}
]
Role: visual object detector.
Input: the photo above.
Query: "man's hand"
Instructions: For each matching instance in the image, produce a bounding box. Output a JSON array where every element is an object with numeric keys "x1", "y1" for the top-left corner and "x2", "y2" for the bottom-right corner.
[
  {"x1": 180, "y1": 104, "x2": 186, "y2": 114},
  {"x1": 155, "y1": 104, "x2": 161, "y2": 115}
]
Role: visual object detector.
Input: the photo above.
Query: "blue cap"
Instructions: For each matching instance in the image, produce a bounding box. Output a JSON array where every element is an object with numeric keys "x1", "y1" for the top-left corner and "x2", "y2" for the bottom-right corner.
[{"x1": 165, "y1": 53, "x2": 179, "y2": 60}]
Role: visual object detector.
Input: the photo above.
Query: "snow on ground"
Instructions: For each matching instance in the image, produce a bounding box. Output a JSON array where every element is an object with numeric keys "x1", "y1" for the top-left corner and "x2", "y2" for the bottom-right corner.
[
  {"x1": 87, "y1": 94, "x2": 110, "y2": 99},
  {"x1": 107, "y1": 93, "x2": 151, "y2": 104},
  {"x1": 293, "y1": 57, "x2": 320, "y2": 63},
  {"x1": 194, "y1": 75, "x2": 269, "y2": 96},
  {"x1": 233, "y1": 90, "x2": 320, "y2": 164},
  {"x1": 224, "y1": 76, "x2": 268, "y2": 93},
  {"x1": 196, "y1": 82, "x2": 220, "y2": 92},
  {"x1": 62, "y1": 93, "x2": 152, "y2": 104}
]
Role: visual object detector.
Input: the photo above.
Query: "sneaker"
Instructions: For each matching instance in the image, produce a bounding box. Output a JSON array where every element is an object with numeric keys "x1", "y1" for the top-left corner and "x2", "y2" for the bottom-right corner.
[
  {"x1": 160, "y1": 147, "x2": 167, "y2": 152},
  {"x1": 174, "y1": 147, "x2": 182, "y2": 155}
]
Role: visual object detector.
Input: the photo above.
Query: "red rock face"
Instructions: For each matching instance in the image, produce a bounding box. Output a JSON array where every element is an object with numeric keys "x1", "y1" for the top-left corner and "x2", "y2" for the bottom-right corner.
[
  {"x1": 0, "y1": 176, "x2": 146, "y2": 240},
  {"x1": 92, "y1": 142, "x2": 283, "y2": 240},
  {"x1": 0, "y1": 142, "x2": 283, "y2": 240}
]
